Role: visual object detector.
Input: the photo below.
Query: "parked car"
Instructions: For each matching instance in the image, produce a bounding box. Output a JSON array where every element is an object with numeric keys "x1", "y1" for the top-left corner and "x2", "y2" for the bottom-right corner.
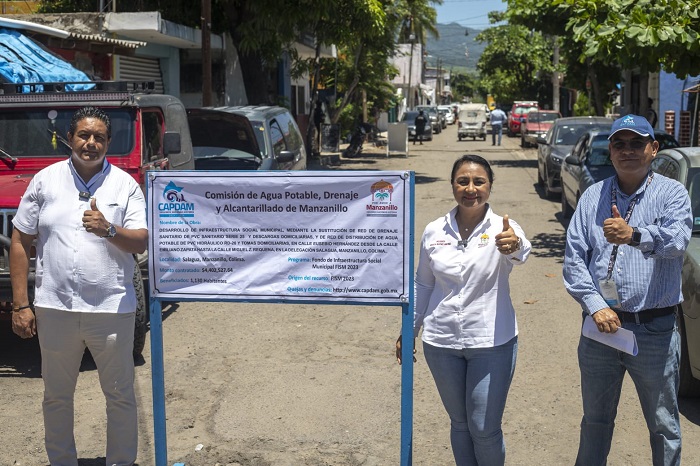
[
  {"x1": 650, "y1": 146, "x2": 700, "y2": 396},
  {"x1": 560, "y1": 130, "x2": 616, "y2": 217},
  {"x1": 536, "y1": 116, "x2": 613, "y2": 198},
  {"x1": 457, "y1": 104, "x2": 489, "y2": 141},
  {"x1": 561, "y1": 129, "x2": 680, "y2": 217},
  {"x1": 415, "y1": 105, "x2": 442, "y2": 134},
  {"x1": 190, "y1": 105, "x2": 307, "y2": 171},
  {"x1": 401, "y1": 110, "x2": 433, "y2": 141},
  {"x1": 521, "y1": 110, "x2": 561, "y2": 148},
  {"x1": 507, "y1": 101, "x2": 539, "y2": 136},
  {"x1": 438, "y1": 105, "x2": 455, "y2": 125},
  {"x1": 187, "y1": 108, "x2": 264, "y2": 170}
]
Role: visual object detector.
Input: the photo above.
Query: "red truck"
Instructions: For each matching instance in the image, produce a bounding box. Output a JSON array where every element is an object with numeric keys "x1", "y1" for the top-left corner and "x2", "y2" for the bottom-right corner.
[
  {"x1": 507, "y1": 100, "x2": 539, "y2": 137},
  {"x1": 0, "y1": 81, "x2": 195, "y2": 356}
]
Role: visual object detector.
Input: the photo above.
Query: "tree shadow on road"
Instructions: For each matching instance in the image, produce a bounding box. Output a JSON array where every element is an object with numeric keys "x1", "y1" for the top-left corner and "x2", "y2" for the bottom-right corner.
[
  {"x1": 529, "y1": 221, "x2": 567, "y2": 262},
  {"x1": 488, "y1": 159, "x2": 538, "y2": 169}
]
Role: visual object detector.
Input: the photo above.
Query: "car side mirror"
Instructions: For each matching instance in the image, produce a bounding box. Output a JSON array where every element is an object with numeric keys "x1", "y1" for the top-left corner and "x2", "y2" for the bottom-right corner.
[
  {"x1": 565, "y1": 155, "x2": 582, "y2": 166},
  {"x1": 163, "y1": 132, "x2": 181, "y2": 155},
  {"x1": 277, "y1": 150, "x2": 295, "y2": 163},
  {"x1": 536, "y1": 136, "x2": 547, "y2": 145}
]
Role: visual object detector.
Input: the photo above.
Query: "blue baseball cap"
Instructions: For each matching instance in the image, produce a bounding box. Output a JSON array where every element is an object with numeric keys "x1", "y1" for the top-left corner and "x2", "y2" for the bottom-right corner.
[{"x1": 608, "y1": 114, "x2": 655, "y2": 140}]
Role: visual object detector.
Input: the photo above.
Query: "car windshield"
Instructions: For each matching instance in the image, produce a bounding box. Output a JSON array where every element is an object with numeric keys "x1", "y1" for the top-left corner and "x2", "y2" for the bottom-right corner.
[
  {"x1": 555, "y1": 124, "x2": 609, "y2": 146},
  {"x1": 529, "y1": 112, "x2": 559, "y2": 123},
  {"x1": 515, "y1": 106, "x2": 538, "y2": 116},
  {"x1": 657, "y1": 134, "x2": 680, "y2": 150},
  {"x1": 587, "y1": 136, "x2": 612, "y2": 166},
  {"x1": 402, "y1": 112, "x2": 419, "y2": 123},
  {"x1": 0, "y1": 107, "x2": 135, "y2": 157},
  {"x1": 416, "y1": 106, "x2": 437, "y2": 115},
  {"x1": 687, "y1": 167, "x2": 700, "y2": 232}
]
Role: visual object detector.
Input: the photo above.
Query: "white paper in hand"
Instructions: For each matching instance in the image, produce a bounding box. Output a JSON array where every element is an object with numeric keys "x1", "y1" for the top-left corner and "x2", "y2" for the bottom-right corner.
[{"x1": 582, "y1": 315, "x2": 639, "y2": 356}]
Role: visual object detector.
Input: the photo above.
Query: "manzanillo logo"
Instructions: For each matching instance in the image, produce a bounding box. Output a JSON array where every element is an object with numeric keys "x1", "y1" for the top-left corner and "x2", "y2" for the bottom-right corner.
[
  {"x1": 366, "y1": 179, "x2": 398, "y2": 217},
  {"x1": 158, "y1": 181, "x2": 195, "y2": 218}
]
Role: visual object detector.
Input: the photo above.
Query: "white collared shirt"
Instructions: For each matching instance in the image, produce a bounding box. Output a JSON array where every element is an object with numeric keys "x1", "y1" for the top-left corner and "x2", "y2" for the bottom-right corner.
[
  {"x1": 13, "y1": 160, "x2": 147, "y2": 313},
  {"x1": 415, "y1": 206, "x2": 531, "y2": 348}
]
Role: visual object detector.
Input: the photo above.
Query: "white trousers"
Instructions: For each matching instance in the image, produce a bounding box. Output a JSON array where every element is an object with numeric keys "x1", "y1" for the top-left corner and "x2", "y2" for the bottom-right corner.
[{"x1": 36, "y1": 307, "x2": 137, "y2": 466}]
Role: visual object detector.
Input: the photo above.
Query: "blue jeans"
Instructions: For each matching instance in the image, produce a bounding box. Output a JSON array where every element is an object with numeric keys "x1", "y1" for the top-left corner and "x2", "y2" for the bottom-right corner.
[
  {"x1": 491, "y1": 124, "x2": 502, "y2": 145},
  {"x1": 576, "y1": 312, "x2": 681, "y2": 466},
  {"x1": 423, "y1": 337, "x2": 518, "y2": 466}
]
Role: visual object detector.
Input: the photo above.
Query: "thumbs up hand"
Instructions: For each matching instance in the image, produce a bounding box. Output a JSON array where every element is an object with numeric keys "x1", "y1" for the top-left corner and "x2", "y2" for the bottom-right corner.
[
  {"x1": 495, "y1": 214, "x2": 520, "y2": 255},
  {"x1": 603, "y1": 204, "x2": 634, "y2": 244},
  {"x1": 82, "y1": 197, "x2": 108, "y2": 237}
]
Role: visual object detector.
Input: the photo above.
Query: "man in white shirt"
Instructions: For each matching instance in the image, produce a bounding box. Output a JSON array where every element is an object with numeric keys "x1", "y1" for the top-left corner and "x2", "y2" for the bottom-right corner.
[{"x1": 10, "y1": 106, "x2": 148, "y2": 466}]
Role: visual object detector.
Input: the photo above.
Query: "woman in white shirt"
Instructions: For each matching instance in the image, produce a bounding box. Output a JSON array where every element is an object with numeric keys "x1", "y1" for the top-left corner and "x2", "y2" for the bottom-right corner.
[{"x1": 397, "y1": 154, "x2": 531, "y2": 465}]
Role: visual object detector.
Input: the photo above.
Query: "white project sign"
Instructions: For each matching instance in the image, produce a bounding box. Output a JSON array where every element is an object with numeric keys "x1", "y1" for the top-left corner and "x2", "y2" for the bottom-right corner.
[{"x1": 147, "y1": 171, "x2": 412, "y2": 303}]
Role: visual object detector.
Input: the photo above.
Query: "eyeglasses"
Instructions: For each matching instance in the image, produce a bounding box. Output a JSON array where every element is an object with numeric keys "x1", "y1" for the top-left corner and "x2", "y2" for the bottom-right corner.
[{"x1": 610, "y1": 138, "x2": 652, "y2": 151}]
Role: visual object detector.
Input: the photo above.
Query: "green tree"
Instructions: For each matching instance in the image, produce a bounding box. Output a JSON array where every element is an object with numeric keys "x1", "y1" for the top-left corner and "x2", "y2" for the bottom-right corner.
[
  {"x1": 505, "y1": 0, "x2": 700, "y2": 115},
  {"x1": 475, "y1": 19, "x2": 554, "y2": 106},
  {"x1": 504, "y1": 0, "x2": 618, "y2": 115}
]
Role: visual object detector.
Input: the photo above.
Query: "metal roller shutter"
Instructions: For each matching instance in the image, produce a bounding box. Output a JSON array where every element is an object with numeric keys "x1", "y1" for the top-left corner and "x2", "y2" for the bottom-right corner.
[{"x1": 116, "y1": 56, "x2": 164, "y2": 94}]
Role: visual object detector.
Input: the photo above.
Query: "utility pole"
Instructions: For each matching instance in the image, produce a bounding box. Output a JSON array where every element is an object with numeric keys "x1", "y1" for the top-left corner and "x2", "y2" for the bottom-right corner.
[
  {"x1": 201, "y1": 0, "x2": 212, "y2": 106},
  {"x1": 552, "y1": 37, "x2": 560, "y2": 113},
  {"x1": 437, "y1": 58, "x2": 442, "y2": 105},
  {"x1": 407, "y1": 32, "x2": 415, "y2": 109}
]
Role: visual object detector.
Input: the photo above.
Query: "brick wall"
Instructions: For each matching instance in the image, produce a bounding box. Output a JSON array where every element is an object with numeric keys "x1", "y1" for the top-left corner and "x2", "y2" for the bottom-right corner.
[
  {"x1": 664, "y1": 110, "x2": 675, "y2": 139},
  {"x1": 679, "y1": 111, "x2": 691, "y2": 146}
]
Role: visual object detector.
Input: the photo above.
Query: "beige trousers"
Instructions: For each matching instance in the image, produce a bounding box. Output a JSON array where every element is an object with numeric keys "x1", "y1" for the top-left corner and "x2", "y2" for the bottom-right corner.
[{"x1": 36, "y1": 307, "x2": 137, "y2": 466}]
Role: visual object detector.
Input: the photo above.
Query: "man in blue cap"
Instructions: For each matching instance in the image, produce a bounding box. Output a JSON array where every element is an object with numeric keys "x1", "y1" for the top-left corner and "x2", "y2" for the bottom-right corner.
[{"x1": 563, "y1": 114, "x2": 692, "y2": 465}]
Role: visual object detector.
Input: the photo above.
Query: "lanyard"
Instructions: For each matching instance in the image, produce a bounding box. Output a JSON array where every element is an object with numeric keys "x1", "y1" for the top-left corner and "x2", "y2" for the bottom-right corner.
[{"x1": 605, "y1": 172, "x2": 654, "y2": 279}]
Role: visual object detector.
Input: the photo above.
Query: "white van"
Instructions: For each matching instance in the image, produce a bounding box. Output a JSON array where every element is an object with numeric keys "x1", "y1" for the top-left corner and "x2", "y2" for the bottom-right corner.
[{"x1": 458, "y1": 104, "x2": 489, "y2": 141}]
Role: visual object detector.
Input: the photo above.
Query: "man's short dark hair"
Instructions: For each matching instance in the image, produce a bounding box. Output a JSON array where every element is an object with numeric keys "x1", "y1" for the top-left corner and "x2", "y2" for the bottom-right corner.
[{"x1": 68, "y1": 106, "x2": 111, "y2": 139}]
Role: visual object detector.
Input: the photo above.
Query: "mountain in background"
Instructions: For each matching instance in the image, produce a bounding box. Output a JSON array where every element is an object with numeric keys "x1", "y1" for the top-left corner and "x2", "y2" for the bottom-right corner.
[{"x1": 425, "y1": 22, "x2": 486, "y2": 73}]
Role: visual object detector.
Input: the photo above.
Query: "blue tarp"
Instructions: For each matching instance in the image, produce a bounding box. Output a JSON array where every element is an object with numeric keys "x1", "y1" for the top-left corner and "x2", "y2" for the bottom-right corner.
[{"x1": 0, "y1": 27, "x2": 94, "y2": 92}]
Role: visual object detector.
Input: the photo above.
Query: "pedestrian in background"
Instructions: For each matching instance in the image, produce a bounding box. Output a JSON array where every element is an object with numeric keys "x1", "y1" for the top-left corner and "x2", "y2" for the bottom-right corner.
[
  {"x1": 647, "y1": 98, "x2": 659, "y2": 128},
  {"x1": 414, "y1": 109, "x2": 428, "y2": 145},
  {"x1": 489, "y1": 106, "x2": 507, "y2": 146},
  {"x1": 10, "y1": 106, "x2": 148, "y2": 466},
  {"x1": 564, "y1": 114, "x2": 691, "y2": 466},
  {"x1": 397, "y1": 154, "x2": 531, "y2": 466}
]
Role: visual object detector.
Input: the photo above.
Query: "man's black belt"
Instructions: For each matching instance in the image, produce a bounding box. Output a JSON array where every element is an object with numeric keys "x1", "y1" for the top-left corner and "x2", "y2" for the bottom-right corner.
[{"x1": 615, "y1": 305, "x2": 677, "y2": 324}]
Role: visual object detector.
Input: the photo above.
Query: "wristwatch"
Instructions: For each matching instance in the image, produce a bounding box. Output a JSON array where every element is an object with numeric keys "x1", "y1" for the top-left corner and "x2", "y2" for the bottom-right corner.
[
  {"x1": 629, "y1": 227, "x2": 642, "y2": 247},
  {"x1": 103, "y1": 223, "x2": 117, "y2": 238}
]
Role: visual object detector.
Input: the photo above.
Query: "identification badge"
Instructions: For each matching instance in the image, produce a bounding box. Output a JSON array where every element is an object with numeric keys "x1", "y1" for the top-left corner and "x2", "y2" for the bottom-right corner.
[{"x1": 599, "y1": 279, "x2": 621, "y2": 309}]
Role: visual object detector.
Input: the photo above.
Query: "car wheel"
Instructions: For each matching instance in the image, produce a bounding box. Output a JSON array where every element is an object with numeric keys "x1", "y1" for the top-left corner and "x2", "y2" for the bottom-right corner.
[
  {"x1": 482, "y1": 135, "x2": 486, "y2": 141},
  {"x1": 458, "y1": 135, "x2": 462, "y2": 141},
  {"x1": 679, "y1": 309, "x2": 700, "y2": 397},
  {"x1": 537, "y1": 166, "x2": 544, "y2": 187},
  {"x1": 561, "y1": 190, "x2": 573, "y2": 218}
]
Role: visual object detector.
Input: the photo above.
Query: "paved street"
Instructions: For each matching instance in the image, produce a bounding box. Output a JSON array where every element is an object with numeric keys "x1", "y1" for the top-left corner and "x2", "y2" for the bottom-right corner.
[{"x1": 1, "y1": 122, "x2": 700, "y2": 465}]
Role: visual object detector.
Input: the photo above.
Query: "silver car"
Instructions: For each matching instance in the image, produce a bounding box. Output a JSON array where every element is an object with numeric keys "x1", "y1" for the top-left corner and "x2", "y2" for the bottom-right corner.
[
  {"x1": 536, "y1": 116, "x2": 613, "y2": 198},
  {"x1": 401, "y1": 110, "x2": 433, "y2": 141},
  {"x1": 561, "y1": 129, "x2": 680, "y2": 217},
  {"x1": 208, "y1": 105, "x2": 307, "y2": 171},
  {"x1": 651, "y1": 146, "x2": 700, "y2": 396}
]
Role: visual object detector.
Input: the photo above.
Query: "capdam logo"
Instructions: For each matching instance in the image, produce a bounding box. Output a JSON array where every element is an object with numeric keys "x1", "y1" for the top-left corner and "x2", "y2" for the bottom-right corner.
[{"x1": 159, "y1": 181, "x2": 195, "y2": 217}]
